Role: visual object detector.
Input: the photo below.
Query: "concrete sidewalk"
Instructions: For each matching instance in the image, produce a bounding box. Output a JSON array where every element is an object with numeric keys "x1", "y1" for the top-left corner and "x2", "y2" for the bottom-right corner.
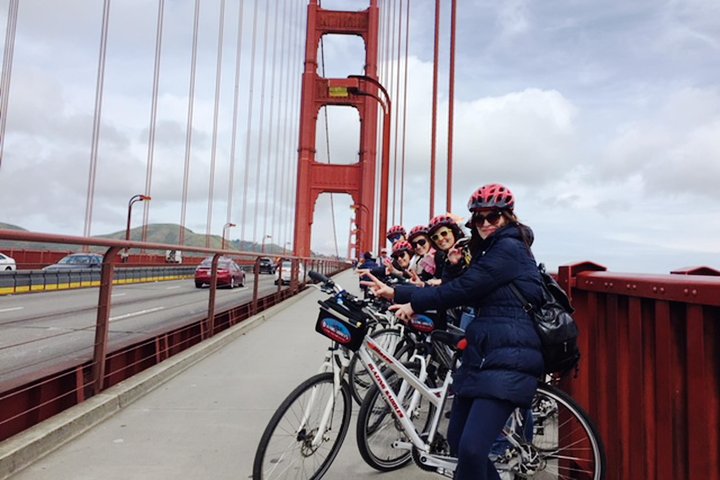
[{"x1": 3, "y1": 270, "x2": 435, "y2": 480}]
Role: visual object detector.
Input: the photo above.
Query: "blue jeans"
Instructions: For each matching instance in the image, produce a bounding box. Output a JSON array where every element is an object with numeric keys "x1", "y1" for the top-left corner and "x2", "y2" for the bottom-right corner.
[{"x1": 447, "y1": 396, "x2": 516, "y2": 480}]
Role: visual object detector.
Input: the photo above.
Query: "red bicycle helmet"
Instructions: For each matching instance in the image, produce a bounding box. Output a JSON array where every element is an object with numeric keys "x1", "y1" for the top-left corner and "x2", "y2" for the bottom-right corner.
[
  {"x1": 427, "y1": 214, "x2": 464, "y2": 238},
  {"x1": 407, "y1": 225, "x2": 428, "y2": 243},
  {"x1": 386, "y1": 225, "x2": 407, "y2": 240},
  {"x1": 467, "y1": 183, "x2": 515, "y2": 211},
  {"x1": 391, "y1": 240, "x2": 413, "y2": 257}
]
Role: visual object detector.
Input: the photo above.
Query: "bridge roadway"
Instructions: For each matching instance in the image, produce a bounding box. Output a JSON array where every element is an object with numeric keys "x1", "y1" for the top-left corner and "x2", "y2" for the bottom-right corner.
[{"x1": 4, "y1": 269, "x2": 436, "y2": 480}]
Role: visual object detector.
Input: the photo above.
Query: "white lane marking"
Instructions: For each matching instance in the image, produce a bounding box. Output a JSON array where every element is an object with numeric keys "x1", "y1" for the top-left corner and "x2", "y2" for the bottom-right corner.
[
  {"x1": 112, "y1": 293, "x2": 126, "y2": 297},
  {"x1": 110, "y1": 306, "x2": 165, "y2": 321},
  {"x1": 0, "y1": 306, "x2": 24, "y2": 313},
  {"x1": 165, "y1": 286, "x2": 181, "y2": 290}
]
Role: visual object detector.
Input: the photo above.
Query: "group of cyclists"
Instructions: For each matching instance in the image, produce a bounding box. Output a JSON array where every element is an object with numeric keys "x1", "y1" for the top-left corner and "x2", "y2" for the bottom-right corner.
[{"x1": 357, "y1": 183, "x2": 546, "y2": 480}]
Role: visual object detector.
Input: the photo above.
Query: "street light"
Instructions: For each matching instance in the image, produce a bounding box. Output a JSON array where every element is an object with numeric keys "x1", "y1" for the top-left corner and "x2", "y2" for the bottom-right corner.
[
  {"x1": 125, "y1": 194, "x2": 151, "y2": 260},
  {"x1": 261, "y1": 234, "x2": 272, "y2": 254},
  {"x1": 222, "y1": 222, "x2": 236, "y2": 250},
  {"x1": 347, "y1": 75, "x2": 391, "y2": 255},
  {"x1": 350, "y1": 204, "x2": 370, "y2": 257}
]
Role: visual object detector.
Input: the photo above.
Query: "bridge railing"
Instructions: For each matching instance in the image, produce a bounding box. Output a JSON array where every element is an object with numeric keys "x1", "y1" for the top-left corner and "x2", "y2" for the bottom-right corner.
[
  {"x1": 0, "y1": 229, "x2": 350, "y2": 443},
  {"x1": 557, "y1": 262, "x2": 719, "y2": 480}
]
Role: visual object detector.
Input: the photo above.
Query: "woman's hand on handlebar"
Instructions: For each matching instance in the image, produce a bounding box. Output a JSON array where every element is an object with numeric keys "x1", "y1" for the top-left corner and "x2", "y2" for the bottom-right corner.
[{"x1": 359, "y1": 272, "x2": 395, "y2": 301}]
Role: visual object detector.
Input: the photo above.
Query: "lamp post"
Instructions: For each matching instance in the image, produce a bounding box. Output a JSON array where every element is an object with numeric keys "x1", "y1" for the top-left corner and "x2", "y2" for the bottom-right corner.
[
  {"x1": 261, "y1": 234, "x2": 272, "y2": 254},
  {"x1": 125, "y1": 195, "x2": 151, "y2": 260},
  {"x1": 348, "y1": 75, "x2": 391, "y2": 255},
  {"x1": 284, "y1": 242, "x2": 291, "y2": 255},
  {"x1": 222, "y1": 222, "x2": 236, "y2": 250}
]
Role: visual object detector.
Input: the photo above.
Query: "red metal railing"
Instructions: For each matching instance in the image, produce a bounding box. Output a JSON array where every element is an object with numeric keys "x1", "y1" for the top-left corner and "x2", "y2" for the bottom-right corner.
[
  {"x1": 0, "y1": 229, "x2": 349, "y2": 442},
  {"x1": 557, "y1": 262, "x2": 719, "y2": 480}
]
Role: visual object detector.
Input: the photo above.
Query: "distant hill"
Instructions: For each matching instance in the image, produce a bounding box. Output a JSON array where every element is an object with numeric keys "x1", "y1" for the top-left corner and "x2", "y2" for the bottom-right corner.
[{"x1": 0, "y1": 222, "x2": 293, "y2": 256}]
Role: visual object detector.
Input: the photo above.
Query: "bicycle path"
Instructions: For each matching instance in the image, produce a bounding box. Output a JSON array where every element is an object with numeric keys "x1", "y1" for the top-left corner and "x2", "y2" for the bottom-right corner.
[{"x1": 3, "y1": 269, "x2": 436, "y2": 480}]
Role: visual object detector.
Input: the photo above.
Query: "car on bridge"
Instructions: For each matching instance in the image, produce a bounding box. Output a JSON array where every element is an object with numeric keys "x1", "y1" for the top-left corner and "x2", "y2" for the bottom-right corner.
[
  {"x1": 42, "y1": 253, "x2": 103, "y2": 272},
  {"x1": 0, "y1": 252, "x2": 16, "y2": 271},
  {"x1": 194, "y1": 256, "x2": 245, "y2": 289},
  {"x1": 275, "y1": 260, "x2": 305, "y2": 285},
  {"x1": 258, "y1": 257, "x2": 276, "y2": 274}
]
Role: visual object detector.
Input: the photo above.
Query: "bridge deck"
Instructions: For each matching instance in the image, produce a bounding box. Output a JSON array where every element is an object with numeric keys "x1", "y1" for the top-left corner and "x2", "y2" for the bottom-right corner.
[{"x1": 5, "y1": 270, "x2": 434, "y2": 479}]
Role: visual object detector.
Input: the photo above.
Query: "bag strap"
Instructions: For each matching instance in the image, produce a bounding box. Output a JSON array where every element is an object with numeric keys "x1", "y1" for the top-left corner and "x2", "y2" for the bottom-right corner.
[{"x1": 508, "y1": 281, "x2": 535, "y2": 314}]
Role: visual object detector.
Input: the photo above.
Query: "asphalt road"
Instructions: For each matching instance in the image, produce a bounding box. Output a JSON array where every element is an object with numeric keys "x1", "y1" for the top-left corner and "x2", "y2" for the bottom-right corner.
[{"x1": 0, "y1": 274, "x2": 283, "y2": 389}]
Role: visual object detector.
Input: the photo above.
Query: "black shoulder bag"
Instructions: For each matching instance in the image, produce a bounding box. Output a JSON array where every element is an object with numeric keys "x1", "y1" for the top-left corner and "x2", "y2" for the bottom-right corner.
[{"x1": 509, "y1": 264, "x2": 580, "y2": 376}]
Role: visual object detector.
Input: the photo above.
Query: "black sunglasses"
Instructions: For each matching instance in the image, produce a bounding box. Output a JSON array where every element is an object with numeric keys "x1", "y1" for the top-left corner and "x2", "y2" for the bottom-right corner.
[
  {"x1": 473, "y1": 211, "x2": 504, "y2": 226},
  {"x1": 430, "y1": 228, "x2": 453, "y2": 242},
  {"x1": 388, "y1": 234, "x2": 403, "y2": 242},
  {"x1": 411, "y1": 238, "x2": 428, "y2": 248}
]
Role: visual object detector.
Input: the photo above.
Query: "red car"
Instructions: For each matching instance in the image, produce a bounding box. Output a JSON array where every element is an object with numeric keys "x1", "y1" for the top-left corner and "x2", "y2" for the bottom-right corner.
[{"x1": 194, "y1": 257, "x2": 246, "y2": 289}]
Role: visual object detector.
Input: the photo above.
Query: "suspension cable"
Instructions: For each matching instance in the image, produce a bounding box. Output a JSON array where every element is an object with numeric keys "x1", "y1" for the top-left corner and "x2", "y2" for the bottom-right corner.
[
  {"x1": 429, "y1": 0, "x2": 441, "y2": 218},
  {"x1": 240, "y1": 0, "x2": 260, "y2": 242},
  {"x1": 251, "y1": 2, "x2": 271, "y2": 247},
  {"x1": 141, "y1": 0, "x2": 165, "y2": 244},
  {"x1": 261, "y1": 1, "x2": 282, "y2": 252},
  {"x1": 179, "y1": 0, "x2": 201, "y2": 245},
  {"x1": 226, "y1": 0, "x2": 247, "y2": 227},
  {"x1": 392, "y1": 0, "x2": 403, "y2": 225},
  {"x1": 205, "y1": 0, "x2": 227, "y2": 247},
  {"x1": 447, "y1": 0, "x2": 457, "y2": 212},
  {"x1": 269, "y1": 0, "x2": 291, "y2": 251},
  {"x1": 399, "y1": 0, "x2": 410, "y2": 224},
  {"x1": 83, "y1": 0, "x2": 111, "y2": 239},
  {"x1": 0, "y1": 0, "x2": 19, "y2": 169}
]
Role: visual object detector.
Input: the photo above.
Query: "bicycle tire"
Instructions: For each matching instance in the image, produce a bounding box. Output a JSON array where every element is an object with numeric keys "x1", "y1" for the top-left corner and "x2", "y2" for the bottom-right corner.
[
  {"x1": 355, "y1": 362, "x2": 437, "y2": 471},
  {"x1": 348, "y1": 327, "x2": 410, "y2": 405},
  {"x1": 499, "y1": 383, "x2": 606, "y2": 480},
  {"x1": 252, "y1": 373, "x2": 352, "y2": 480}
]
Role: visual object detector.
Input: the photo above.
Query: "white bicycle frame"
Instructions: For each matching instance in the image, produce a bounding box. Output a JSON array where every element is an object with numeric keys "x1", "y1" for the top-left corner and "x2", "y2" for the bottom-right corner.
[{"x1": 355, "y1": 334, "x2": 459, "y2": 473}]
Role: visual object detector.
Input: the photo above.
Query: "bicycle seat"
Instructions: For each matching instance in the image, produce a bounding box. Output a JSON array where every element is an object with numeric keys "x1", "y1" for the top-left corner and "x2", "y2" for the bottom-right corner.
[{"x1": 430, "y1": 330, "x2": 466, "y2": 350}]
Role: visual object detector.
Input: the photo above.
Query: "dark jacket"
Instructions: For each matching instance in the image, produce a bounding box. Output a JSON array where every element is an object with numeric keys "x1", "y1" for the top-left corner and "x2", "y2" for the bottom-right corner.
[{"x1": 394, "y1": 224, "x2": 544, "y2": 407}]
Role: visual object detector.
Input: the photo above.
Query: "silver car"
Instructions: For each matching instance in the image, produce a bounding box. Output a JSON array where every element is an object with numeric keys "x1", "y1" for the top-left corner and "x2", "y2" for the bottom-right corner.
[{"x1": 0, "y1": 252, "x2": 16, "y2": 271}]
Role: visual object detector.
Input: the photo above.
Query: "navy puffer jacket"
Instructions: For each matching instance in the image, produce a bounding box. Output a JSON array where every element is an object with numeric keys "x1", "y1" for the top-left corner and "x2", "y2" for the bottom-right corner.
[{"x1": 394, "y1": 224, "x2": 544, "y2": 407}]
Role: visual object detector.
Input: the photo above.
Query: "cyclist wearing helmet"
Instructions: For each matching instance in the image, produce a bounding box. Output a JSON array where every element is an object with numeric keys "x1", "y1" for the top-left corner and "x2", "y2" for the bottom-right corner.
[
  {"x1": 386, "y1": 225, "x2": 407, "y2": 245},
  {"x1": 407, "y1": 225, "x2": 435, "y2": 281},
  {"x1": 363, "y1": 183, "x2": 544, "y2": 480},
  {"x1": 427, "y1": 214, "x2": 469, "y2": 284}
]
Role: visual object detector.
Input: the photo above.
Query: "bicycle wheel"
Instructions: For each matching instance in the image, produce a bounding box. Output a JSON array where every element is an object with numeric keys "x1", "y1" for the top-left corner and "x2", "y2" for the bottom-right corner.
[
  {"x1": 355, "y1": 363, "x2": 437, "y2": 471},
  {"x1": 252, "y1": 373, "x2": 352, "y2": 480},
  {"x1": 496, "y1": 383, "x2": 606, "y2": 480},
  {"x1": 348, "y1": 327, "x2": 409, "y2": 405}
]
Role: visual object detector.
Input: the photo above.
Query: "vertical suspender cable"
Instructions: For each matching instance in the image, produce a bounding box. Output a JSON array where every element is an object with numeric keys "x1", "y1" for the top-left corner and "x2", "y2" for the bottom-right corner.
[
  {"x1": 179, "y1": 0, "x2": 201, "y2": 246},
  {"x1": 389, "y1": 0, "x2": 398, "y2": 225},
  {"x1": 226, "y1": 1, "x2": 246, "y2": 226},
  {"x1": 285, "y1": 0, "x2": 304, "y2": 251},
  {"x1": 399, "y1": 0, "x2": 410, "y2": 224},
  {"x1": 0, "y1": 0, "x2": 19, "y2": 169},
  {"x1": 446, "y1": 0, "x2": 457, "y2": 213},
  {"x1": 261, "y1": 2, "x2": 282, "y2": 251},
  {"x1": 205, "y1": 0, "x2": 226, "y2": 247},
  {"x1": 270, "y1": 0, "x2": 291, "y2": 247},
  {"x1": 240, "y1": 0, "x2": 259, "y2": 243},
  {"x1": 392, "y1": 0, "x2": 403, "y2": 224},
  {"x1": 142, "y1": 0, "x2": 165, "y2": 244},
  {"x1": 252, "y1": 2, "x2": 271, "y2": 245},
  {"x1": 280, "y1": 0, "x2": 301, "y2": 252},
  {"x1": 83, "y1": 0, "x2": 112, "y2": 239},
  {"x1": 429, "y1": 0, "x2": 441, "y2": 218}
]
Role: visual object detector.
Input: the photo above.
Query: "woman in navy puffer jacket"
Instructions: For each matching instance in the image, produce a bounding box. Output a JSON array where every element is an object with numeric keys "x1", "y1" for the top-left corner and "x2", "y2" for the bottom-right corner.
[{"x1": 366, "y1": 184, "x2": 544, "y2": 480}]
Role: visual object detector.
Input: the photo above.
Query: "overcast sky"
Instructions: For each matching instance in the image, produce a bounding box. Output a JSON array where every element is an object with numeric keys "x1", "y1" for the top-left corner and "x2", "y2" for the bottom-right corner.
[{"x1": 1, "y1": 0, "x2": 719, "y2": 274}]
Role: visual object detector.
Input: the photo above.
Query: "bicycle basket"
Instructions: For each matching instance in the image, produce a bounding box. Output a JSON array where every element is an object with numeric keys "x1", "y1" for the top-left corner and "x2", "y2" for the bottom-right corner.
[{"x1": 315, "y1": 298, "x2": 369, "y2": 351}]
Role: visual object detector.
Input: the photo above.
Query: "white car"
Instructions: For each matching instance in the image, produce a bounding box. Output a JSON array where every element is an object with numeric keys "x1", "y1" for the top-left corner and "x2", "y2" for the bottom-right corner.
[
  {"x1": 275, "y1": 260, "x2": 305, "y2": 285},
  {"x1": 0, "y1": 252, "x2": 16, "y2": 271}
]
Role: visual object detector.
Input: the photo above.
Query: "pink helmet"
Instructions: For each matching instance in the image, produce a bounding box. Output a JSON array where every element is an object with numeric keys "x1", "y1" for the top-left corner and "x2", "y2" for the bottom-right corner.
[
  {"x1": 407, "y1": 225, "x2": 429, "y2": 243},
  {"x1": 386, "y1": 225, "x2": 407, "y2": 241},
  {"x1": 391, "y1": 240, "x2": 413, "y2": 257},
  {"x1": 467, "y1": 183, "x2": 515, "y2": 211}
]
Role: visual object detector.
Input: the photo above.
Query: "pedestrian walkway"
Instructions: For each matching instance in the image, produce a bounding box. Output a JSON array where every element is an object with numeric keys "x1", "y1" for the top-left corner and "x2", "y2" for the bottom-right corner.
[{"x1": 3, "y1": 269, "x2": 435, "y2": 480}]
